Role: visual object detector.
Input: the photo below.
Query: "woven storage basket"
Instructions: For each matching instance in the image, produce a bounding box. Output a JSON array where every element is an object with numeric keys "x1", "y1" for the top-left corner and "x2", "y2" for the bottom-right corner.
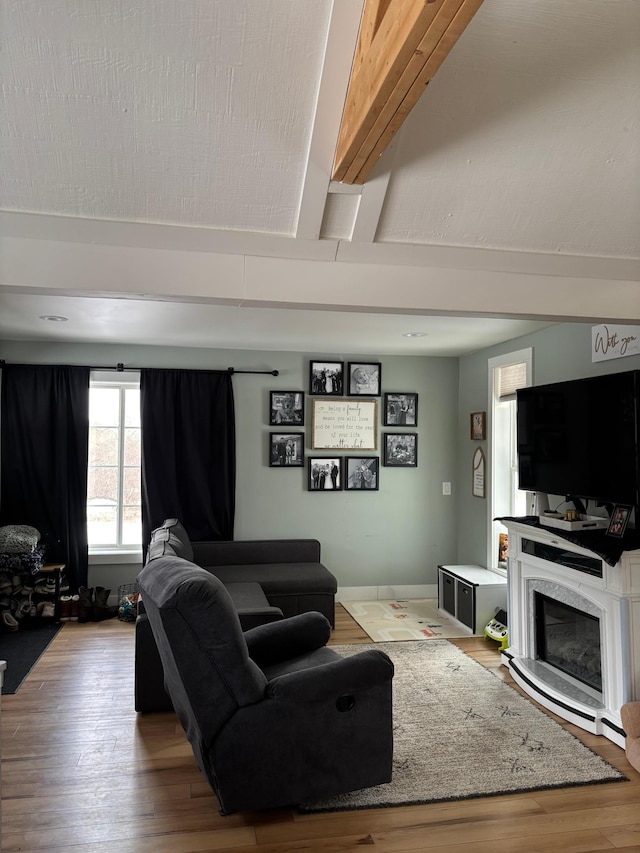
[
  {"x1": 118, "y1": 582, "x2": 138, "y2": 600},
  {"x1": 117, "y1": 583, "x2": 140, "y2": 622}
]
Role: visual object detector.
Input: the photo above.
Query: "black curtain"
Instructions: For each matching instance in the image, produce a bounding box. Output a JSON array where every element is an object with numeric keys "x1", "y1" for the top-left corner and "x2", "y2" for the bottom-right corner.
[
  {"x1": 140, "y1": 369, "x2": 235, "y2": 547},
  {"x1": 0, "y1": 364, "x2": 90, "y2": 591}
]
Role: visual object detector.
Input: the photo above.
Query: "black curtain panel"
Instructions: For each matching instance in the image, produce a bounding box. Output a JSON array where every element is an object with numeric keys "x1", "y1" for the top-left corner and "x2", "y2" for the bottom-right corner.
[
  {"x1": 140, "y1": 369, "x2": 236, "y2": 547},
  {"x1": 0, "y1": 364, "x2": 90, "y2": 591}
]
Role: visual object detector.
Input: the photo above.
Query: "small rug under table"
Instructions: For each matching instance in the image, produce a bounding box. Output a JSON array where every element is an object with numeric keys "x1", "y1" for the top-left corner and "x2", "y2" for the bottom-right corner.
[
  {"x1": 299, "y1": 640, "x2": 626, "y2": 813},
  {"x1": 341, "y1": 598, "x2": 473, "y2": 641}
]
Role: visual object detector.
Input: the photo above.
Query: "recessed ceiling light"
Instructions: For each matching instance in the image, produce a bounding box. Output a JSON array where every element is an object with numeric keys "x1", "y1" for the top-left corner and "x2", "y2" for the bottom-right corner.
[
  {"x1": 38, "y1": 315, "x2": 69, "y2": 322},
  {"x1": 403, "y1": 331, "x2": 427, "y2": 338}
]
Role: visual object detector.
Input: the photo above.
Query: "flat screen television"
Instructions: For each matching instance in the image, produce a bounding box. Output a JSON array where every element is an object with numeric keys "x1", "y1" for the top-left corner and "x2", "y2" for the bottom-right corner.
[{"x1": 516, "y1": 369, "x2": 640, "y2": 508}]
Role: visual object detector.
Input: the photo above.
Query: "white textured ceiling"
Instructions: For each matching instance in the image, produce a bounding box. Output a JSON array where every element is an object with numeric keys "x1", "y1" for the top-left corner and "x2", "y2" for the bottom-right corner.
[
  {"x1": 1, "y1": 0, "x2": 638, "y2": 356},
  {"x1": 1, "y1": 0, "x2": 330, "y2": 233},
  {"x1": 0, "y1": 291, "x2": 553, "y2": 356}
]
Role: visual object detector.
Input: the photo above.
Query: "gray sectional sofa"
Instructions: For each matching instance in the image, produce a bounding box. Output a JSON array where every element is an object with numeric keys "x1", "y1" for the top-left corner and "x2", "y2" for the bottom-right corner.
[{"x1": 135, "y1": 518, "x2": 338, "y2": 712}]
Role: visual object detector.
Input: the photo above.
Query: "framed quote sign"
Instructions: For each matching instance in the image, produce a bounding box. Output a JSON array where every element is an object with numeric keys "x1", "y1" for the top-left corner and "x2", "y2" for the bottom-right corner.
[
  {"x1": 472, "y1": 447, "x2": 486, "y2": 498},
  {"x1": 311, "y1": 398, "x2": 378, "y2": 451}
]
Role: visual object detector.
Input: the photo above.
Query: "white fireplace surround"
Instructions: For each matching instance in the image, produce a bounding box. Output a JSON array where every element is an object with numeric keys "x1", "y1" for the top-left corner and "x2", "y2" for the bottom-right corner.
[{"x1": 502, "y1": 519, "x2": 640, "y2": 748}]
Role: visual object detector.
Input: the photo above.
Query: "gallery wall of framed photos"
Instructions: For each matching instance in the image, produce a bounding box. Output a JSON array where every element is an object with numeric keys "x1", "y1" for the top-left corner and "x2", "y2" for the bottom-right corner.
[{"x1": 267, "y1": 359, "x2": 419, "y2": 491}]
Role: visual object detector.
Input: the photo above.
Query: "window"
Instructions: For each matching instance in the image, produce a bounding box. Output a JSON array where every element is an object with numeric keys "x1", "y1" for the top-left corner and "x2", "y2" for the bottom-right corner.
[
  {"x1": 87, "y1": 372, "x2": 141, "y2": 551},
  {"x1": 488, "y1": 349, "x2": 532, "y2": 571}
]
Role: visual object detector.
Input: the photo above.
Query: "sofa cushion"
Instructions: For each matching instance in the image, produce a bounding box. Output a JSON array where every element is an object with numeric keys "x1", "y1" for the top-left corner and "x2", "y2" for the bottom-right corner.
[
  {"x1": 209, "y1": 562, "x2": 337, "y2": 595},
  {"x1": 192, "y1": 539, "x2": 321, "y2": 567},
  {"x1": 224, "y1": 582, "x2": 284, "y2": 629},
  {"x1": 147, "y1": 518, "x2": 194, "y2": 563}
]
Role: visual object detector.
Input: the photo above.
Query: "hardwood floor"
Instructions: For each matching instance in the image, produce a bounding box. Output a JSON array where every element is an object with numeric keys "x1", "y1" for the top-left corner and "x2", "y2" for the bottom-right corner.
[{"x1": 1, "y1": 605, "x2": 639, "y2": 852}]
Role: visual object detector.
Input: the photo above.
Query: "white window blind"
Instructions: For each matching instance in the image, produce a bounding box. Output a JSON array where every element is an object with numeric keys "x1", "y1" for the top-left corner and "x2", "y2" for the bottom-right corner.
[{"x1": 497, "y1": 362, "x2": 528, "y2": 400}]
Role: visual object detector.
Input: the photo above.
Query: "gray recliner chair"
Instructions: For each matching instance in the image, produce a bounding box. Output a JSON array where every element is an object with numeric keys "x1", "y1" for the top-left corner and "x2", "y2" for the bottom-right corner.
[{"x1": 137, "y1": 556, "x2": 394, "y2": 814}]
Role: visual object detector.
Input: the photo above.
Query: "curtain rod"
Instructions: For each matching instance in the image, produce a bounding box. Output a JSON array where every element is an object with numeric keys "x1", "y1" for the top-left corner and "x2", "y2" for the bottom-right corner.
[{"x1": 0, "y1": 360, "x2": 279, "y2": 376}]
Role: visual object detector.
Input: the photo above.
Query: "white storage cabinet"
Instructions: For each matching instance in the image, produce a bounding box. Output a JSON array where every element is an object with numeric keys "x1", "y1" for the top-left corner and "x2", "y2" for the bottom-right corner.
[{"x1": 438, "y1": 564, "x2": 507, "y2": 634}]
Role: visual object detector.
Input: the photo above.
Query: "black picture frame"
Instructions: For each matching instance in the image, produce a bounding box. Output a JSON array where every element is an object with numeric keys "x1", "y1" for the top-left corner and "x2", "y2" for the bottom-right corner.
[
  {"x1": 345, "y1": 457, "x2": 379, "y2": 491},
  {"x1": 383, "y1": 433, "x2": 418, "y2": 467},
  {"x1": 269, "y1": 391, "x2": 304, "y2": 426},
  {"x1": 383, "y1": 392, "x2": 418, "y2": 426},
  {"x1": 347, "y1": 361, "x2": 381, "y2": 396},
  {"x1": 308, "y1": 457, "x2": 342, "y2": 491},
  {"x1": 606, "y1": 504, "x2": 632, "y2": 538},
  {"x1": 268, "y1": 433, "x2": 305, "y2": 468},
  {"x1": 309, "y1": 361, "x2": 344, "y2": 396}
]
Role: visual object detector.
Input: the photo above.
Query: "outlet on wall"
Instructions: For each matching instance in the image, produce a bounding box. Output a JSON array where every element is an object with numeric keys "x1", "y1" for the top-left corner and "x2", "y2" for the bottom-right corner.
[{"x1": 442, "y1": 482, "x2": 451, "y2": 495}]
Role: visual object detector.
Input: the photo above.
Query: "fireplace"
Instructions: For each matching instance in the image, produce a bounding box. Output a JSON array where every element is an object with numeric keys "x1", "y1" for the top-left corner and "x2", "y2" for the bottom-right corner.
[
  {"x1": 500, "y1": 519, "x2": 640, "y2": 748},
  {"x1": 535, "y1": 592, "x2": 602, "y2": 694}
]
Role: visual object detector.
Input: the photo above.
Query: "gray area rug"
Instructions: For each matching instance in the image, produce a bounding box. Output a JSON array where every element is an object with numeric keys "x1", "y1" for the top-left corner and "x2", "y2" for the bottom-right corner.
[
  {"x1": 300, "y1": 641, "x2": 626, "y2": 812},
  {"x1": 0, "y1": 622, "x2": 62, "y2": 694}
]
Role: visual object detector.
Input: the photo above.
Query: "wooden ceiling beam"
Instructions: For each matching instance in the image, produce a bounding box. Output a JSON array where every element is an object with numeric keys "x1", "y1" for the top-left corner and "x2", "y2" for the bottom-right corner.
[
  {"x1": 352, "y1": 0, "x2": 393, "y2": 77},
  {"x1": 332, "y1": 0, "x2": 485, "y2": 185}
]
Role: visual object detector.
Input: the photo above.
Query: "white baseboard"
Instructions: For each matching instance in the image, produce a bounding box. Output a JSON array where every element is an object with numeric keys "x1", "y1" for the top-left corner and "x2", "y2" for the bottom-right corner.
[{"x1": 336, "y1": 584, "x2": 437, "y2": 602}]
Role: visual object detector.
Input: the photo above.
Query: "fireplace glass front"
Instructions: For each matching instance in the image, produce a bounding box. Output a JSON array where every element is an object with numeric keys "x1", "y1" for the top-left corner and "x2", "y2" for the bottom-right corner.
[{"x1": 535, "y1": 593, "x2": 602, "y2": 693}]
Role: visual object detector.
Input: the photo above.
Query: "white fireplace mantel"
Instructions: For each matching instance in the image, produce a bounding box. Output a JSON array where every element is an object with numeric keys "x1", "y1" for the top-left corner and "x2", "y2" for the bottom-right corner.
[{"x1": 501, "y1": 519, "x2": 640, "y2": 748}]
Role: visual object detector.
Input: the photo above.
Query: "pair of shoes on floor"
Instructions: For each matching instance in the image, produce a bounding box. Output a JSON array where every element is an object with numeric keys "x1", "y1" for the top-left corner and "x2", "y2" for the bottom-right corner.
[
  {"x1": 77, "y1": 587, "x2": 116, "y2": 622},
  {"x1": 59, "y1": 594, "x2": 80, "y2": 621},
  {"x1": 77, "y1": 586, "x2": 94, "y2": 622},
  {"x1": 2, "y1": 611, "x2": 19, "y2": 631}
]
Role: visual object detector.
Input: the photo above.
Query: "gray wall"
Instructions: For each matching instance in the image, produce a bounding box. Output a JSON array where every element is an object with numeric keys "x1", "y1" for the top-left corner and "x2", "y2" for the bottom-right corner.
[
  {"x1": 456, "y1": 322, "x2": 640, "y2": 566},
  {"x1": 4, "y1": 323, "x2": 637, "y2": 592},
  {"x1": 0, "y1": 340, "x2": 459, "y2": 592}
]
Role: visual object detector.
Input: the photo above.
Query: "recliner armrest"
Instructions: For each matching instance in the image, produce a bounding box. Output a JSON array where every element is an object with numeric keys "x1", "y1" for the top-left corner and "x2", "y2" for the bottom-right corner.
[
  {"x1": 244, "y1": 611, "x2": 331, "y2": 666},
  {"x1": 265, "y1": 649, "x2": 393, "y2": 703}
]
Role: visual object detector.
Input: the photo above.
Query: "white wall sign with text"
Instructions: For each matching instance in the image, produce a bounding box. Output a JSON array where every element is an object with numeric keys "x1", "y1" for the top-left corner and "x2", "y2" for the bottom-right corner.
[
  {"x1": 472, "y1": 447, "x2": 485, "y2": 498},
  {"x1": 592, "y1": 324, "x2": 640, "y2": 363},
  {"x1": 311, "y1": 398, "x2": 378, "y2": 450}
]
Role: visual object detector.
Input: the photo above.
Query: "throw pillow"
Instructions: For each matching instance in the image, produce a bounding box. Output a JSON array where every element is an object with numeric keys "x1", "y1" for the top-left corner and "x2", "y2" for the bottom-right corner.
[{"x1": 147, "y1": 519, "x2": 194, "y2": 563}]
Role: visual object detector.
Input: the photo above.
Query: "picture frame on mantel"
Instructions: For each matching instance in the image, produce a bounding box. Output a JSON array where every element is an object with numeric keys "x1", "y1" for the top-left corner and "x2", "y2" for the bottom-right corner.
[
  {"x1": 606, "y1": 504, "x2": 632, "y2": 538},
  {"x1": 470, "y1": 411, "x2": 486, "y2": 440}
]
